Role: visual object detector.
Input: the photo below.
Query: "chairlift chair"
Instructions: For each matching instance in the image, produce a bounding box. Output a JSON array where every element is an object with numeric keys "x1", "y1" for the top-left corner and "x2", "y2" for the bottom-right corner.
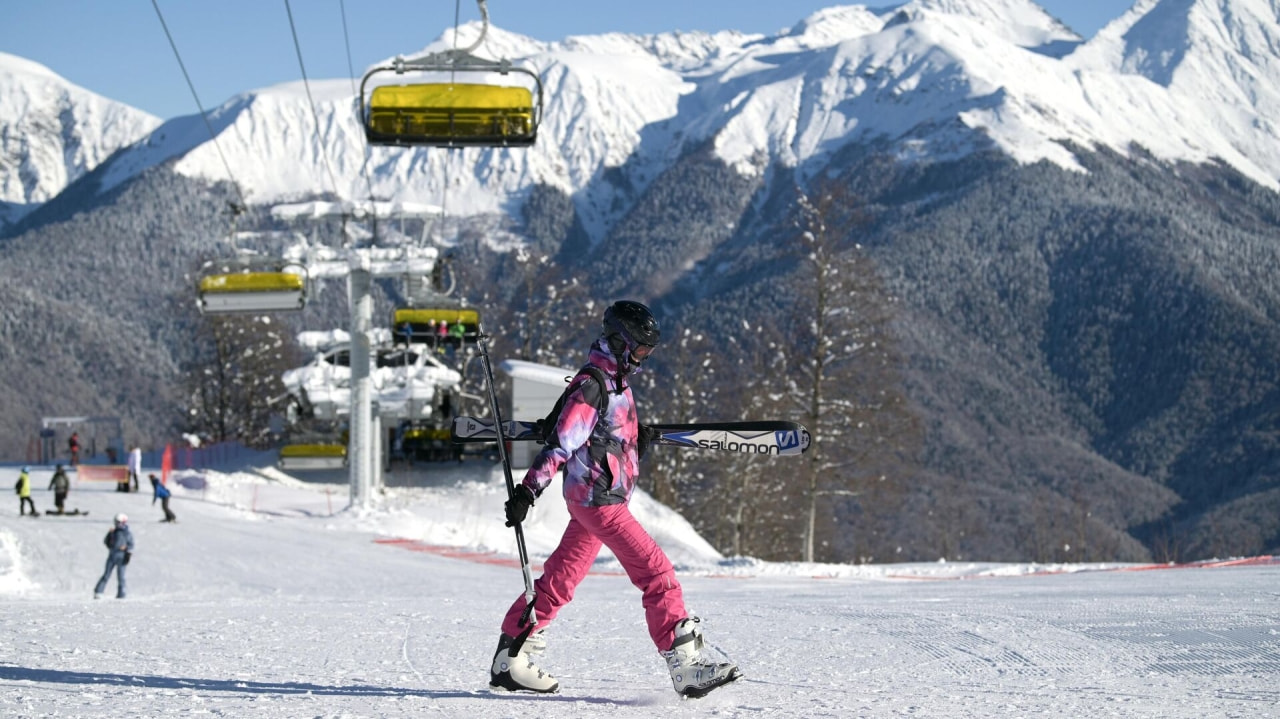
[
  {"x1": 359, "y1": 1, "x2": 543, "y2": 148},
  {"x1": 401, "y1": 424, "x2": 453, "y2": 462},
  {"x1": 393, "y1": 306, "x2": 481, "y2": 344},
  {"x1": 197, "y1": 260, "x2": 309, "y2": 315},
  {"x1": 364, "y1": 80, "x2": 538, "y2": 147},
  {"x1": 278, "y1": 442, "x2": 347, "y2": 471}
]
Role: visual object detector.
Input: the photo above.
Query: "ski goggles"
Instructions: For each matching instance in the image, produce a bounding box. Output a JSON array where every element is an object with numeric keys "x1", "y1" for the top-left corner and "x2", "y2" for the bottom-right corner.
[{"x1": 632, "y1": 343, "x2": 655, "y2": 361}]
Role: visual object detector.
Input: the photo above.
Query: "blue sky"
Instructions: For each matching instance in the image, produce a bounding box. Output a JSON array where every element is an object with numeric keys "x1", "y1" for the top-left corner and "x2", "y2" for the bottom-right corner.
[{"x1": 3, "y1": 1, "x2": 1129, "y2": 120}]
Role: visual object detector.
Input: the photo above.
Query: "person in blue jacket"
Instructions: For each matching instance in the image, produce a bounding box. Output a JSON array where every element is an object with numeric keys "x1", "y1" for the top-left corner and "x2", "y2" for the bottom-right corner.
[
  {"x1": 150, "y1": 474, "x2": 176, "y2": 523},
  {"x1": 94, "y1": 513, "x2": 134, "y2": 599}
]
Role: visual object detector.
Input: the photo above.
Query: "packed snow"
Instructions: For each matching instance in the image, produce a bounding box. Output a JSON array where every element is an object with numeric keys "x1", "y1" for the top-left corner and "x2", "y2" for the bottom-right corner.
[{"x1": 2, "y1": 460, "x2": 1277, "y2": 717}]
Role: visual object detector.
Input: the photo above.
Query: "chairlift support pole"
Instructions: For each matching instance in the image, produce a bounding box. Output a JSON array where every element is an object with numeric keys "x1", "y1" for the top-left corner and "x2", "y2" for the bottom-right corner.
[
  {"x1": 269, "y1": 200, "x2": 442, "y2": 508},
  {"x1": 348, "y1": 257, "x2": 375, "y2": 509}
]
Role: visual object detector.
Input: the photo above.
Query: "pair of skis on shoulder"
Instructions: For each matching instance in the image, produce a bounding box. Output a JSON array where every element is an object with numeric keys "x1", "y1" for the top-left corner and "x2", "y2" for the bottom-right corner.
[{"x1": 451, "y1": 417, "x2": 811, "y2": 457}]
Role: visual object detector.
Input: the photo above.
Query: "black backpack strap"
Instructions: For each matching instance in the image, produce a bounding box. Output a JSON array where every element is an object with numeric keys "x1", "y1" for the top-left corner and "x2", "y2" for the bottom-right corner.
[
  {"x1": 578, "y1": 366, "x2": 610, "y2": 414},
  {"x1": 540, "y1": 367, "x2": 610, "y2": 447}
]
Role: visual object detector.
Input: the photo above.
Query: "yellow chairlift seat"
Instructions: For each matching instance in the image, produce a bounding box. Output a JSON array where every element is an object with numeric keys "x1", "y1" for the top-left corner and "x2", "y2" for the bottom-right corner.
[
  {"x1": 403, "y1": 427, "x2": 451, "y2": 443},
  {"x1": 400, "y1": 426, "x2": 454, "y2": 462},
  {"x1": 367, "y1": 83, "x2": 535, "y2": 147},
  {"x1": 278, "y1": 443, "x2": 347, "y2": 471},
  {"x1": 360, "y1": 44, "x2": 544, "y2": 149},
  {"x1": 197, "y1": 270, "x2": 307, "y2": 315},
  {"x1": 393, "y1": 306, "x2": 481, "y2": 342}
]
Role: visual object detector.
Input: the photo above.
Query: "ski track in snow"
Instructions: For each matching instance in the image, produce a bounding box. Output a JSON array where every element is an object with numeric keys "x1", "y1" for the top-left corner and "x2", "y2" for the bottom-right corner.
[{"x1": 0, "y1": 463, "x2": 1277, "y2": 718}]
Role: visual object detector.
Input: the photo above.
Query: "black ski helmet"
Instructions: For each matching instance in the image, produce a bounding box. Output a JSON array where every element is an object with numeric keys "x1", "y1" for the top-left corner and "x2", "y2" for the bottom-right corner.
[{"x1": 602, "y1": 300, "x2": 661, "y2": 363}]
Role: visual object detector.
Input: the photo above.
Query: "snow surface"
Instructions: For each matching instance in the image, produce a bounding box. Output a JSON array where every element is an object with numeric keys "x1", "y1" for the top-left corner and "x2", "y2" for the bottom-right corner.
[{"x1": 2, "y1": 462, "x2": 1277, "y2": 717}]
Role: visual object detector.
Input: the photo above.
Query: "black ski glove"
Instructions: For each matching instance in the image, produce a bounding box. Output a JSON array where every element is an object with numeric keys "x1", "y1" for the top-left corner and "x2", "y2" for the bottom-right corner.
[
  {"x1": 637, "y1": 424, "x2": 659, "y2": 459},
  {"x1": 505, "y1": 484, "x2": 537, "y2": 527}
]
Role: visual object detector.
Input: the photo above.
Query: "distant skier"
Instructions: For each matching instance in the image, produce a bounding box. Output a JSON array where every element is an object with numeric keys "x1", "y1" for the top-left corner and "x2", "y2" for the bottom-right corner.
[
  {"x1": 68, "y1": 432, "x2": 80, "y2": 466},
  {"x1": 15, "y1": 466, "x2": 37, "y2": 517},
  {"x1": 488, "y1": 300, "x2": 740, "y2": 698},
  {"x1": 126, "y1": 446, "x2": 142, "y2": 493},
  {"x1": 94, "y1": 513, "x2": 134, "y2": 599},
  {"x1": 436, "y1": 319, "x2": 449, "y2": 354},
  {"x1": 47, "y1": 464, "x2": 70, "y2": 514},
  {"x1": 150, "y1": 474, "x2": 176, "y2": 523}
]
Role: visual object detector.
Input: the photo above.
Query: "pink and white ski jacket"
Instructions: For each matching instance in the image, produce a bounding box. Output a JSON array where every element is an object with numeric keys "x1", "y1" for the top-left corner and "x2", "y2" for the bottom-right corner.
[{"x1": 521, "y1": 338, "x2": 642, "y2": 507}]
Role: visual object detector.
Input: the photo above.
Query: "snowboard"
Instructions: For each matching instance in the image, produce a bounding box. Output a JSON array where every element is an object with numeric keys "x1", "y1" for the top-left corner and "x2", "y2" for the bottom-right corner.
[{"x1": 45, "y1": 509, "x2": 89, "y2": 516}]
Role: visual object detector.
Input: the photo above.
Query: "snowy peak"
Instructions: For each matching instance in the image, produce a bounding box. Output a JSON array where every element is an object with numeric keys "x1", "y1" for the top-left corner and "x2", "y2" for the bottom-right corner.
[
  {"x1": 776, "y1": 6, "x2": 886, "y2": 49},
  {"x1": 888, "y1": 0, "x2": 1082, "y2": 52},
  {"x1": 0, "y1": 52, "x2": 161, "y2": 213},
  {"x1": 1087, "y1": 0, "x2": 1280, "y2": 89},
  {"x1": 396, "y1": 20, "x2": 550, "y2": 67},
  {"x1": 1070, "y1": 0, "x2": 1280, "y2": 186}
]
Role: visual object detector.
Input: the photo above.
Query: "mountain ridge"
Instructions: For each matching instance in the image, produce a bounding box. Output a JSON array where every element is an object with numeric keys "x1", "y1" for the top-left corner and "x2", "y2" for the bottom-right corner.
[
  {"x1": 7, "y1": 1, "x2": 1280, "y2": 237},
  {"x1": 0, "y1": 51, "x2": 161, "y2": 229}
]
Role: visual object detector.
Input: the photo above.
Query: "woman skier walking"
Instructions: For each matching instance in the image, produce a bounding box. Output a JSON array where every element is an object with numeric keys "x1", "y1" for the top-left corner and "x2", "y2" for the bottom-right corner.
[{"x1": 488, "y1": 300, "x2": 739, "y2": 698}]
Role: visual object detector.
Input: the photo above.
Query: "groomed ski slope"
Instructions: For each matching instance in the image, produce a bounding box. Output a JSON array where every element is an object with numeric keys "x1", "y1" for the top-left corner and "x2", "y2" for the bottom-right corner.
[{"x1": 0, "y1": 462, "x2": 1276, "y2": 718}]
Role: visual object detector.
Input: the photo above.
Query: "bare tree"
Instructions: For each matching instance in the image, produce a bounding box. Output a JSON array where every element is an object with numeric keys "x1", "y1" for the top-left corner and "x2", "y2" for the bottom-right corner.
[
  {"x1": 636, "y1": 326, "x2": 721, "y2": 508},
  {"x1": 503, "y1": 246, "x2": 592, "y2": 366},
  {"x1": 772, "y1": 180, "x2": 921, "y2": 563},
  {"x1": 183, "y1": 315, "x2": 300, "y2": 447}
]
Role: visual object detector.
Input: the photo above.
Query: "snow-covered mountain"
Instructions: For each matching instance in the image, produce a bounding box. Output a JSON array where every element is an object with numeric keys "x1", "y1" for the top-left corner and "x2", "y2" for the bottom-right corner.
[
  {"x1": 0, "y1": 52, "x2": 161, "y2": 228},
  {"x1": 6, "y1": 0, "x2": 1280, "y2": 240},
  {"x1": 1070, "y1": 0, "x2": 1280, "y2": 187},
  {"x1": 52, "y1": 1, "x2": 1270, "y2": 231}
]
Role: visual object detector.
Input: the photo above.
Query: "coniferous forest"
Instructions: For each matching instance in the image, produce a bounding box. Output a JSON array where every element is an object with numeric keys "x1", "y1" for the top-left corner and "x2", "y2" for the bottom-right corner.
[{"x1": 3, "y1": 140, "x2": 1279, "y2": 564}]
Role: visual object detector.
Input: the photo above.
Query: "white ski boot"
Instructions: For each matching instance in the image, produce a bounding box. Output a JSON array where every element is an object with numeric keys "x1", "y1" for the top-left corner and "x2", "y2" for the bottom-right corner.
[
  {"x1": 661, "y1": 617, "x2": 741, "y2": 698},
  {"x1": 489, "y1": 629, "x2": 559, "y2": 693}
]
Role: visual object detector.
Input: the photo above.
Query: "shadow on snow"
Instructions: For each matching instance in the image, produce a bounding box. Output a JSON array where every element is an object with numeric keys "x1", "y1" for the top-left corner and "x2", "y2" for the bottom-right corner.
[{"x1": 0, "y1": 664, "x2": 629, "y2": 705}]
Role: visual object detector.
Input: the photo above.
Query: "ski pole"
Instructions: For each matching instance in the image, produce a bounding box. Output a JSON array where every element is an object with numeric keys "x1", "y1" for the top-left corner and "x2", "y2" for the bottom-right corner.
[{"x1": 475, "y1": 333, "x2": 538, "y2": 647}]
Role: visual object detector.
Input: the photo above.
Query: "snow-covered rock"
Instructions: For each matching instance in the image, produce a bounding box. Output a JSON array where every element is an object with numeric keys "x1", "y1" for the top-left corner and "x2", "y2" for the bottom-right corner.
[{"x1": 0, "y1": 52, "x2": 160, "y2": 224}]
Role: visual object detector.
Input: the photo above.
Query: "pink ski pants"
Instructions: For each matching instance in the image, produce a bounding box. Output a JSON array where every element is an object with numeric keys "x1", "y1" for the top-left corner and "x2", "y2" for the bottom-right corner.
[{"x1": 501, "y1": 501, "x2": 687, "y2": 652}]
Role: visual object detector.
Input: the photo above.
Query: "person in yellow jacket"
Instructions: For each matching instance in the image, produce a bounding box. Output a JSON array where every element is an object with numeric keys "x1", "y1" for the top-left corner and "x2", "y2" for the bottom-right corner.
[{"x1": 15, "y1": 466, "x2": 37, "y2": 517}]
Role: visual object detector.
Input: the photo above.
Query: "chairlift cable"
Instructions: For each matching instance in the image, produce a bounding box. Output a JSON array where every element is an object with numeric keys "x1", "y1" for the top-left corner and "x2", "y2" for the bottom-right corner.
[
  {"x1": 420, "y1": 0, "x2": 466, "y2": 252},
  {"x1": 452, "y1": 0, "x2": 462, "y2": 55},
  {"x1": 149, "y1": 0, "x2": 248, "y2": 211},
  {"x1": 454, "y1": 0, "x2": 489, "y2": 57},
  {"x1": 283, "y1": 0, "x2": 344, "y2": 204},
  {"x1": 338, "y1": 0, "x2": 360, "y2": 99},
  {"x1": 338, "y1": 0, "x2": 379, "y2": 219}
]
